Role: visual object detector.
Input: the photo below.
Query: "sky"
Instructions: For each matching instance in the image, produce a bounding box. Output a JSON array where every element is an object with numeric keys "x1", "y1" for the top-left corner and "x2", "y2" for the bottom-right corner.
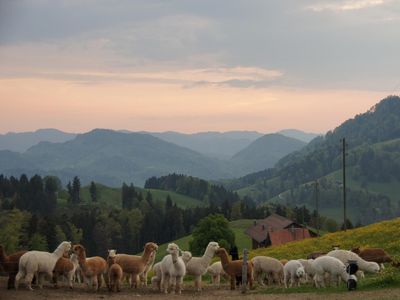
[{"x1": 0, "y1": 0, "x2": 399, "y2": 134}]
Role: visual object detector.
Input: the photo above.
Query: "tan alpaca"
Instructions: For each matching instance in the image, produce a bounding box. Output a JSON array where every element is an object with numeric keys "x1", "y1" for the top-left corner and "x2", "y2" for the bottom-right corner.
[
  {"x1": 72, "y1": 244, "x2": 107, "y2": 291},
  {"x1": 107, "y1": 250, "x2": 123, "y2": 292},
  {"x1": 115, "y1": 242, "x2": 158, "y2": 288},
  {"x1": 215, "y1": 248, "x2": 253, "y2": 290}
]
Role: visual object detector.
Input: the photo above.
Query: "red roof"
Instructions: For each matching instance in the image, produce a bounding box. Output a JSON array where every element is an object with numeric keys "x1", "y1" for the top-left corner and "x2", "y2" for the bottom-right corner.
[{"x1": 269, "y1": 228, "x2": 311, "y2": 246}]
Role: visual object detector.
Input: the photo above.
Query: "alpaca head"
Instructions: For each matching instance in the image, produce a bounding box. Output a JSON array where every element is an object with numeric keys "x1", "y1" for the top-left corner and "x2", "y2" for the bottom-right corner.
[
  {"x1": 72, "y1": 244, "x2": 85, "y2": 257},
  {"x1": 166, "y1": 243, "x2": 180, "y2": 255},
  {"x1": 144, "y1": 242, "x2": 158, "y2": 254},
  {"x1": 366, "y1": 261, "x2": 380, "y2": 273},
  {"x1": 108, "y1": 249, "x2": 117, "y2": 258},
  {"x1": 206, "y1": 241, "x2": 220, "y2": 254},
  {"x1": 181, "y1": 251, "x2": 192, "y2": 264},
  {"x1": 57, "y1": 241, "x2": 72, "y2": 254},
  {"x1": 296, "y1": 266, "x2": 305, "y2": 278},
  {"x1": 215, "y1": 248, "x2": 227, "y2": 258}
]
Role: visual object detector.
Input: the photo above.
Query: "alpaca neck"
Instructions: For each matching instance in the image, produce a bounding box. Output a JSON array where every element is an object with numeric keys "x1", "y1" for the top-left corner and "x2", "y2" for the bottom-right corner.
[
  {"x1": 141, "y1": 248, "x2": 153, "y2": 264},
  {"x1": 0, "y1": 247, "x2": 7, "y2": 263},
  {"x1": 77, "y1": 251, "x2": 88, "y2": 273},
  {"x1": 70, "y1": 254, "x2": 79, "y2": 268},
  {"x1": 202, "y1": 246, "x2": 214, "y2": 264},
  {"x1": 53, "y1": 244, "x2": 67, "y2": 258},
  {"x1": 219, "y1": 251, "x2": 231, "y2": 268},
  {"x1": 171, "y1": 251, "x2": 179, "y2": 264}
]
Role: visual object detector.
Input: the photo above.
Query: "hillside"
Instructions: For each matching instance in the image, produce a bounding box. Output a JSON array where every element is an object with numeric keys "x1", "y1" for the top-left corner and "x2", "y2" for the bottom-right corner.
[
  {"x1": 278, "y1": 129, "x2": 320, "y2": 143},
  {"x1": 149, "y1": 131, "x2": 263, "y2": 159},
  {"x1": 230, "y1": 134, "x2": 306, "y2": 174},
  {"x1": 0, "y1": 128, "x2": 76, "y2": 152},
  {"x1": 230, "y1": 96, "x2": 400, "y2": 225},
  {"x1": 0, "y1": 129, "x2": 235, "y2": 186},
  {"x1": 250, "y1": 217, "x2": 400, "y2": 260},
  {"x1": 62, "y1": 183, "x2": 205, "y2": 209}
]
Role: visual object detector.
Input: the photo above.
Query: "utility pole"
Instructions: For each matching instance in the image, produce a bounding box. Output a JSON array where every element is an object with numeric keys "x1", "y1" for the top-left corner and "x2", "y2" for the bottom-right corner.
[
  {"x1": 315, "y1": 180, "x2": 319, "y2": 236},
  {"x1": 342, "y1": 138, "x2": 347, "y2": 231}
]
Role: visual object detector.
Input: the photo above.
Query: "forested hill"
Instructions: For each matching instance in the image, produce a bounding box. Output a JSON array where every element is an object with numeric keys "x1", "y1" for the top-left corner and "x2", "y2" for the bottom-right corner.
[
  {"x1": 230, "y1": 133, "x2": 306, "y2": 174},
  {"x1": 228, "y1": 95, "x2": 400, "y2": 225}
]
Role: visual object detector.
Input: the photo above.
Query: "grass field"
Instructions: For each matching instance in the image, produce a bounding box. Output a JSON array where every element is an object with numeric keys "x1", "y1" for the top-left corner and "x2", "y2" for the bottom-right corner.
[{"x1": 58, "y1": 183, "x2": 205, "y2": 209}]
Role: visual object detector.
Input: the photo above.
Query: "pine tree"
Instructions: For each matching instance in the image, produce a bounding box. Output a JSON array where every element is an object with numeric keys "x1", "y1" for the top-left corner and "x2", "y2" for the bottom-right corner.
[{"x1": 89, "y1": 181, "x2": 97, "y2": 202}]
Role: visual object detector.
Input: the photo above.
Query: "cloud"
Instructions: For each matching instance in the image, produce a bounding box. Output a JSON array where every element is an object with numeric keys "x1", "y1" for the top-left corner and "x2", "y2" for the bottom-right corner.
[{"x1": 308, "y1": 0, "x2": 386, "y2": 12}]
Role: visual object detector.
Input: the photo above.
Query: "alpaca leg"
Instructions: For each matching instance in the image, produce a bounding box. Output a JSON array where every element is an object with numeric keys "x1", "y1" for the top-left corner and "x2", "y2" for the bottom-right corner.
[
  {"x1": 175, "y1": 276, "x2": 183, "y2": 294},
  {"x1": 381, "y1": 263, "x2": 385, "y2": 270},
  {"x1": 169, "y1": 276, "x2": 176, "y2": 295},
  {"x1": 97, "y1": 274, "x2": 103, "y2": 290},
  {"x1": 248, "y1": 271, "x2": 253, "y2": 289},
  {"x1": 25, "y1": 273, "x2": 35, "y2": 291},
  {"x1": 92, "y1": 276, "x2": 98, "y2": 291},
  {"x1": 256, "y1": 270, "x2": 264, "y2": 286},
  {"x1": 284, "y1": 273, "x2": 288, "y2": 288},
  {"x1": 8, "y1": 273, "x2": 17, "y2": 290},
  {"x1": 194, "y1": 275, "x2": 202, "y2": 291},
  {"x1": 216, "y1": 274, "x2": 221, "y2": 287},
  {"x1": 289, "y1": 274, "x2": 295, "y2": 288},
  {"x1": 230, "y1": 276, "x2": 235, "y2": 290}
]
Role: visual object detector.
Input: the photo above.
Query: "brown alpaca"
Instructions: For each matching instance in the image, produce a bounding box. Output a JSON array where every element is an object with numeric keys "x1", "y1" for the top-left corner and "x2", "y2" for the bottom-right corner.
[
  {"x1": 72, "y1": 244, "x2": 107, "y2": 291},
  {"x1": 352, "y1": 247, "x2": 400, "y2": 268},
  {"x1": 0, "y1": 245, "x2": 27, "y2": 289},
  {"x1": 115, "y1": 242, "x2": 158, "y2": 288},
  {"x1": 215, "y1": 248, "x2": 253, "y2": 290},
  {"x1": 280, "y1": 259, "x2": 288, "y2": 266},
  {"x1": 107, "y1": 255, "x2": 123, "y2": 292}
]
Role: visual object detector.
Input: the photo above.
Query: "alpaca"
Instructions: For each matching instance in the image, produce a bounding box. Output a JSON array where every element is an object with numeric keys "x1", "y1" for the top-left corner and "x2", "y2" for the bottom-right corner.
[
  {"x1": 15, "y1": 241, "x2": 72, "y2": 290},
  {"x1": 185, "y1": 241, "x2": 219, "y2": 291},
  {"x1": 351, "y1": 247, "x2": 399, "y2": 269},
  {"x1": 151, "y1": 262, "x2": 162, "y2": 291},
  {"x1": 327, "y1": 249, "x2": 380, "y2": 274},
  {"x1": 283, "y1": 260, "x2": 305, "y2": 288},
  {"x1": 72, "y1": 244, "x2": 107, "y2": 291},
  {"x1": 0, "y1": 245, "x2": 27, "y2": 289},
  {"x1": 298, "y1": 259, "x2": 315, "y2": 283},
  {"x1": 151, "y1": 250, "x2": 192, "y2": 291},
  {"x1": 206, "y1": 261, "x2": 229, "y2": 287},
  {"x1": 160, "y1": 243, "x2": 186, "y2": 294},
  {"x1": 107, "y1": 250, "x2": 123, "y2": 292},
  {"x1": 312, "y1": 256, "x2": 349, "y2": 288},
  {"x1": 215, "y1": 248, "x2": 253, "y2": 290},
  {"x1": 251, "y1": 256, "x2": 284, "y2": 286},
  {"x1": 52, "y1": 253, "x2": 80, "y2": 288},
  {"x1": 115, "y1": 242, "x2": 158, "y2": 288},
  {"x1": 139, "y1": 247, "x2": 156, "y2": 286}
]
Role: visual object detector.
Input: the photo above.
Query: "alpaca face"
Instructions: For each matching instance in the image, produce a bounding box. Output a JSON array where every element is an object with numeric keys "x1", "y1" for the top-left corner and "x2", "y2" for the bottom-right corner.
[
  {"x1": 296, "y1": 266, "x2": 305, "y2": 278},
  {"x1": 72, "y1": 244, "x2": 85, "y2": 256},
  {"x1": 60, "y1": 241, "x2": 72, "y2": 252},
  {"x1": 369, "y1": 262, "x2": 380, "y2": 273},
  {"x1": 215, "y1": 248, "x2": 226, "y2": 257},
  {"x1": 207, "y1": 242, "x2": 220, "y2": 252},
  {"x1": 108, "y1": 249, "x2": 117, "y2": 258},
  {"x1": 166, "y1": 243, "x2": 179, "y2": 255},
  {"x1": 145, "y1": 242, "x2": 159, "y2": 253}
]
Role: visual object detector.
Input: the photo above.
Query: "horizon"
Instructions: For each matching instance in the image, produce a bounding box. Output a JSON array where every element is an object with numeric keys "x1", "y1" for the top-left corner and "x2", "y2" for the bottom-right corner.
[{"x1": 1, "y1": 1, "x2": 399, "y2": 134}]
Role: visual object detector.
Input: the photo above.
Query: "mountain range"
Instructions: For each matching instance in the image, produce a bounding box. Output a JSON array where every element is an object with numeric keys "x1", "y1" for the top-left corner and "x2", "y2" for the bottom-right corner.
[
  {"x1": 228, "y1": 95, "x2": 400, "y2": 225},
  {"x1": 0, "y1": 128, "x2": 309, "y2": 186}
]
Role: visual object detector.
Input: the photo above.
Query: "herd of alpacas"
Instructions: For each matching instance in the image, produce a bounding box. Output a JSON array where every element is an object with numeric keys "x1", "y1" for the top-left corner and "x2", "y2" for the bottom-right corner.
[{"x1": 0, "y1": 240, "x2": 396, "y2": 294}]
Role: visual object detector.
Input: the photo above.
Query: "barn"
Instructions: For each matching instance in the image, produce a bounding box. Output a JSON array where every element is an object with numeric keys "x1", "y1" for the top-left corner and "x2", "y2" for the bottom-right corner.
[{"x1": 245, "y1": 213, "x2": 316, "y2": 249}]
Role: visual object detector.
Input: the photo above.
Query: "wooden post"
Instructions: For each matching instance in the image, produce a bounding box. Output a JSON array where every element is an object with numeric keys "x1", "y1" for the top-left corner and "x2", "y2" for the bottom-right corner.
[{"x1": 241, "y1": 248, "x2": 248, "y2": 294}]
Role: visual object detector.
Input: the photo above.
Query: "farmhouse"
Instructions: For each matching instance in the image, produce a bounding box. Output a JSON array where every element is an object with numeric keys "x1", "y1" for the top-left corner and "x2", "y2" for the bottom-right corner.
[{"x1": 245, "y1": 214, "x2": 315, "y2": 249}]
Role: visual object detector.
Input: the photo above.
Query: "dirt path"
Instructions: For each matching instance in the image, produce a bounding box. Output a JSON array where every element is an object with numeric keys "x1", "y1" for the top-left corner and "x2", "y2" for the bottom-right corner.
[{"x1": 1, "y1": 278, "x2": 400, "y2": 300}]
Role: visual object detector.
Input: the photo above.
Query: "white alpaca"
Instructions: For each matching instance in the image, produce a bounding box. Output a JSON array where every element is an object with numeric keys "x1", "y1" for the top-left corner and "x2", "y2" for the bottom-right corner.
[
  {"x1": 206, "y1": 261, "x2": 229, "y2": 287},
  {"x1": 283, "y1": 260, "x2": 305, "y2": 288},
  {"x1": 160, "y1": 243, "x2": 186, "y2": 294},
  {"x1": 185, "y1": 241, "x2": 219, "y2": 291},
  {"x1": 15, "y1": 241, "x2": 72, "y2": 290},
  {"x1": 251, "y1": 256, "x2": 284, "y2": 286},
  {"x1": 151, "y1": 262, "x2": 162, "y2": 291},
  {"x1": 298, "y1": 259, "x2": 315, "y2": 283},
  {"x1": 151, "y1": 250, "x2": 192, "y2": 291},
  {"x1": 312, "y1": 255, "x2": 349, "y2": 288},
  {"x1": 327, "y1": 250, "x2": 380, "y2": 274}
]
